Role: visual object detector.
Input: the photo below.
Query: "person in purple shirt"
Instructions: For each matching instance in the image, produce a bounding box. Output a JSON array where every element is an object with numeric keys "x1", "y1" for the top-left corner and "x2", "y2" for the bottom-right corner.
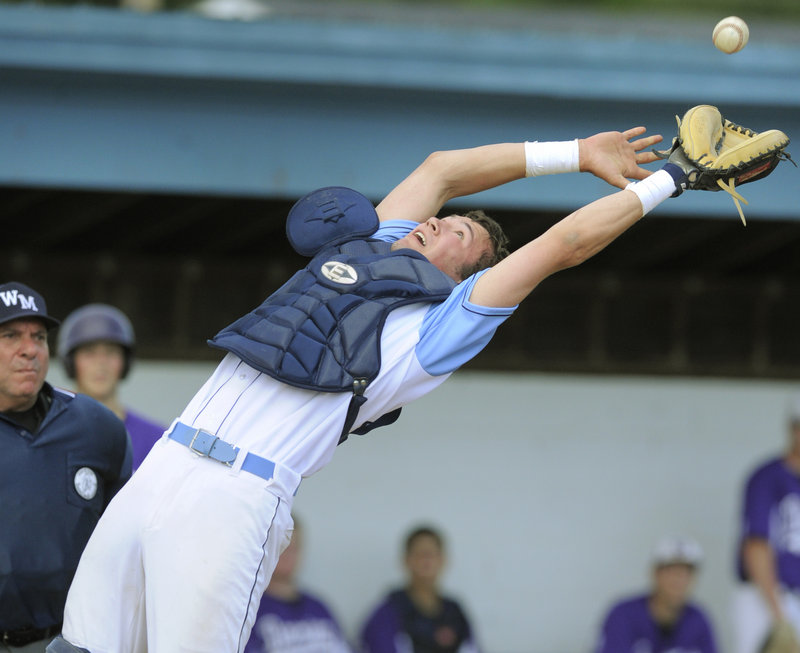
[
  {"x1": 245, "y1": 516, "x2": 352, "y2": 653},
  {"x1": 732, "y1": 396, "x2": 800, "y2": 653},
  {"x1": 593, "y1": 536, "x2": 718, "y2": 653},
  {"x1": 360, "y1": 525, "x2": 480, "y2": 653},
  {"x1": 57, "y1": 303, "x2": 165, "y2": 470}
]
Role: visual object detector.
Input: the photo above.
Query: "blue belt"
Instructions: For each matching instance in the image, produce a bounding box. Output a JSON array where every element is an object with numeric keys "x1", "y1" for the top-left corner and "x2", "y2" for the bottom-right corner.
[{"x1": 167, "y1": 422, "x2": 276, "y2": 482}]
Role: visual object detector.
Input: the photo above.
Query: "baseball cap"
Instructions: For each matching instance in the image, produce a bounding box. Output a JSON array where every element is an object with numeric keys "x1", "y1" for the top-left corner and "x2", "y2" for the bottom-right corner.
[
  {"x1": 651, "y1": 536, "x2": 703, "y2": 568},
  {"x1": 0, "y1": 281, "x2": 60, "y2": 329}
]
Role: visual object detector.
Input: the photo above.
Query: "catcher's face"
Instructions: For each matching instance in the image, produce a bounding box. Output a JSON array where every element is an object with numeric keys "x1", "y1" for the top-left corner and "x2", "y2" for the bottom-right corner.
[{"x1": 391, "y1": 215, "x2": 491, "y2": 283}]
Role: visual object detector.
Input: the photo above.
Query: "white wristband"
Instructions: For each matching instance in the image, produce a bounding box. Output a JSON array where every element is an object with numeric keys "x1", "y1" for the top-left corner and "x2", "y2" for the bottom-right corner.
[
  {"x1": 625, "y1": 170, "x2": 676, "y2": 216},
  {"x1": 524, "y1": 140, "x2": 580, "y2": 177}
]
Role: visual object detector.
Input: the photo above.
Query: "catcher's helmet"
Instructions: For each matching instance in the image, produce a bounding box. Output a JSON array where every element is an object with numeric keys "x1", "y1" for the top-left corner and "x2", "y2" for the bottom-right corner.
[{"x1": 57, "y1": 304, "x2": 135, "y2": 379}]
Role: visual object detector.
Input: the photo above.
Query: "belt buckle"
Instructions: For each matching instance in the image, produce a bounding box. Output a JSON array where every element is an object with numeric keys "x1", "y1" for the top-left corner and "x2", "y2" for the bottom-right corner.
[
  {"x1": 188, "y1": 428, "x2": 235, "y2": 467},
  {"x1": 189, "y1": 429, "x2": 215, "y2": 457}
]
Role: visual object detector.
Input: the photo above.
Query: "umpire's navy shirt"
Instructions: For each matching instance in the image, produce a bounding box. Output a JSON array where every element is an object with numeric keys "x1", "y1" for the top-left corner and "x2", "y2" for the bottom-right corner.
[{"x1": 0, "y1": 382, "x2": 132, "y2": 630}]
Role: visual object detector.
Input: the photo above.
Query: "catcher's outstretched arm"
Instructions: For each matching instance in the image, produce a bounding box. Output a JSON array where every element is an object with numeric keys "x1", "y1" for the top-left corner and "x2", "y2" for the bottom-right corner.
[
  {"x1": 579, "y1": 127, "x2": 663, "y2": 188},
  {"x1": 469, "y1": 188, "x2": 645, "y2": 308},
  {"x1": 376, "y1": 127, "x2": 663, "y2": 224},
  {"x1": 469, "y1": 161, "x2": 687, "y2": 308}
]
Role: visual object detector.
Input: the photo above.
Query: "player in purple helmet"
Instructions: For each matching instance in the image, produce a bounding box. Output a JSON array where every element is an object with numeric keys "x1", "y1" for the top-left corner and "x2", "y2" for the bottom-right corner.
[
  {"x1": 592, "y1": 537, "x2": 719, "y2": 653},
  {"x1": 57, "y1": 304, "x2": 165, "y2": 471},
  {"x1": 732, "y1": 396, "x2": 800, "y2": 653},
  {"x1": 50, "y1": 124, "x2": 732, "y2": 653}
]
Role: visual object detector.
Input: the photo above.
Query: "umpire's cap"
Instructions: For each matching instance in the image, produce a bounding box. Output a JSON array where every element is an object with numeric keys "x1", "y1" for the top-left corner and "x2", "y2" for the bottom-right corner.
[{"x1": 0, "y1": 281, "x2": 60, "y2": 329}]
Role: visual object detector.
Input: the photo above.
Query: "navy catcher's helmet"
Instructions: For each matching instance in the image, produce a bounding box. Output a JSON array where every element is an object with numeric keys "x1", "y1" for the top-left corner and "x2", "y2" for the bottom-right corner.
[{"x1": 57, "y1": 304, "x2": 136, "y2": 379}]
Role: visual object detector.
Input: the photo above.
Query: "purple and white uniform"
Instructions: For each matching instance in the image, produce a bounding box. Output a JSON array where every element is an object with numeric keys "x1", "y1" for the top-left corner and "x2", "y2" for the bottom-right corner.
[
  {"x1": 594, "y1": 594, "x2": 718, "y2": 653},
  {"x1": 123, "y1": 408, "x2": 165, "y2": 471},
  {"x1": 244, "y1": 591, "x2": 352, "y2": 653},
  {"x1": 60, "y1": 221, "x2": 516, "y2": 653},
  {"x1": 360, "y1": 589, "x2": 480, "y2": 653},
  {"x1": 732, "y1": 457, "x2": 800, "y2": 653}
]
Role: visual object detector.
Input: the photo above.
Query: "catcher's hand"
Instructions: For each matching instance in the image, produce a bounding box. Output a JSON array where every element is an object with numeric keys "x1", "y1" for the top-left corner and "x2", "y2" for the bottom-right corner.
[
  {"x1": 654, "y1": 104, "x2": 794, "y2": 225},
  {"x1": 760, "y1": 620, "x2": 800, "y2": 653}
]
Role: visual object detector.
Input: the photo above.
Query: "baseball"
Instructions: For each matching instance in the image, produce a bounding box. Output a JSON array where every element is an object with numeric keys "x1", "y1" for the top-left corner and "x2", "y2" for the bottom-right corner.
[{"x1": 713, "y1": 16, "x2": 749, "y2": 54}]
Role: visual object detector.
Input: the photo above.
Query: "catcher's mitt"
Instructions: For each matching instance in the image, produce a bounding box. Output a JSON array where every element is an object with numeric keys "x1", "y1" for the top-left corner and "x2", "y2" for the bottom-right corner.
[
  {"x1": 655, "y1": 104, "x2": 794, "y2": 225},
  {"x1": 759, "y1": 620, "x2": 800, "y2": 653}
]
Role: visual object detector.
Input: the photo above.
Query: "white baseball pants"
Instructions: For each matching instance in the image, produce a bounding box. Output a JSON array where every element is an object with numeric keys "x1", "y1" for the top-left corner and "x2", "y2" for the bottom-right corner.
[
  {"x1": 731, "y1": 583, "x2": 800, "y2": 653},
  {"x1": 60, "y1": 438, "x2": 296, "y2": 653}
]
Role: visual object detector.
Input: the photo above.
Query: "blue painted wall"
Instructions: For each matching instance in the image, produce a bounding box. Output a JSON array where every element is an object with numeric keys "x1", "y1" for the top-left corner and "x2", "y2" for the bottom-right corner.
[{"x1": 0, "y1": 4, "x2": 798, "y2": 219}]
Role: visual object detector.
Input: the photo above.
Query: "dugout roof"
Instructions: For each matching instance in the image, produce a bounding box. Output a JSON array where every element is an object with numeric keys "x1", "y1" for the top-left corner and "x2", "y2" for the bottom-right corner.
[{"x1": 1, "y1": 0, "x2": 799, "y2": 377}]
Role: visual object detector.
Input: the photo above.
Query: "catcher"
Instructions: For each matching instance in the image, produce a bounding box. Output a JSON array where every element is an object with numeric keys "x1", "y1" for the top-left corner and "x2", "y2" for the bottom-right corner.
[
  {"x1": 655, "y1": 104, "x2": 794, "y2": 225},
  {"x1": 49, "y1": 105, "x2": 788, "y2": 653}
]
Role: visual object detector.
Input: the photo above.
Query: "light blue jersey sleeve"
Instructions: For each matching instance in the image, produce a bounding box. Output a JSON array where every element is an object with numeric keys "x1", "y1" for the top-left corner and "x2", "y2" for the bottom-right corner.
[
  {"x1": 373, "y1": 219, "x2": 418, "y2": 243},
  {"x1": 417, "y1": 272, "x2": 516, "y2": 376},
  {"x1": 374, "y1": 219, "x2": 518, "y2": 377}
]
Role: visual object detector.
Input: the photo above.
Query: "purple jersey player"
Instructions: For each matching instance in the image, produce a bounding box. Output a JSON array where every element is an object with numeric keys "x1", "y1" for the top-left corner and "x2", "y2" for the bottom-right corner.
[
  {"x1": 360, "y1": 591, "x2": 477, "y2": 653},
  {"x1": 245, "y1": 518, "x2": 352, "y2": 653},
  {"x1": 246, "y1": 593, "x2": 351, "y2": 653},
  {"x1": 360, "y1": 526, "x2": 480, "y2": 653},
  {"x1": 124, "y1": 409, "x2": 167, "y2": 470},
  {"x1": 593, "y1": 537, "x2": 718, "y2": 653},
  {"x1": 57, "y1": 304, "x2": 165, "y2": 470},
  {"x1": 732, "y1": 397, "x2": 800, "y2": 653}
]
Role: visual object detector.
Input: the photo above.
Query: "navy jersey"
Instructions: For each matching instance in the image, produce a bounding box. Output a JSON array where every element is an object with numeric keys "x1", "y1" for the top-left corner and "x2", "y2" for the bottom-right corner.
[
  {"x1": 594, "y1": 594, "x2": 718, "y2": 653},
  {"x1": 0, "y1": 383, "x2": 132, "y2": 630}
]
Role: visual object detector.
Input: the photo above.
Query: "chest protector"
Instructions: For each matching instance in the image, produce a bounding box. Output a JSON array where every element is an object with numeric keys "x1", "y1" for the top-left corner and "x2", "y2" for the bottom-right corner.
[{"x1": 209, "y1": 187, "x2": 456, "y2": 442}]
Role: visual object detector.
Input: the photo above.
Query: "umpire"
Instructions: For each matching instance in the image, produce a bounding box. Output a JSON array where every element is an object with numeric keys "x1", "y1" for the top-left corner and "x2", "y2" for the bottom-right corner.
[{"x1": 0, "y1": 282, "x2": 131, "y2": 652}]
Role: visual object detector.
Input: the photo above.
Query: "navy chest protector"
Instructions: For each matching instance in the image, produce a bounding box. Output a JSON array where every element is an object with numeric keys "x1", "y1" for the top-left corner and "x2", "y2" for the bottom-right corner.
[{"x1": 209, "y1": 187, "x2": 456, "y2": 443}]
